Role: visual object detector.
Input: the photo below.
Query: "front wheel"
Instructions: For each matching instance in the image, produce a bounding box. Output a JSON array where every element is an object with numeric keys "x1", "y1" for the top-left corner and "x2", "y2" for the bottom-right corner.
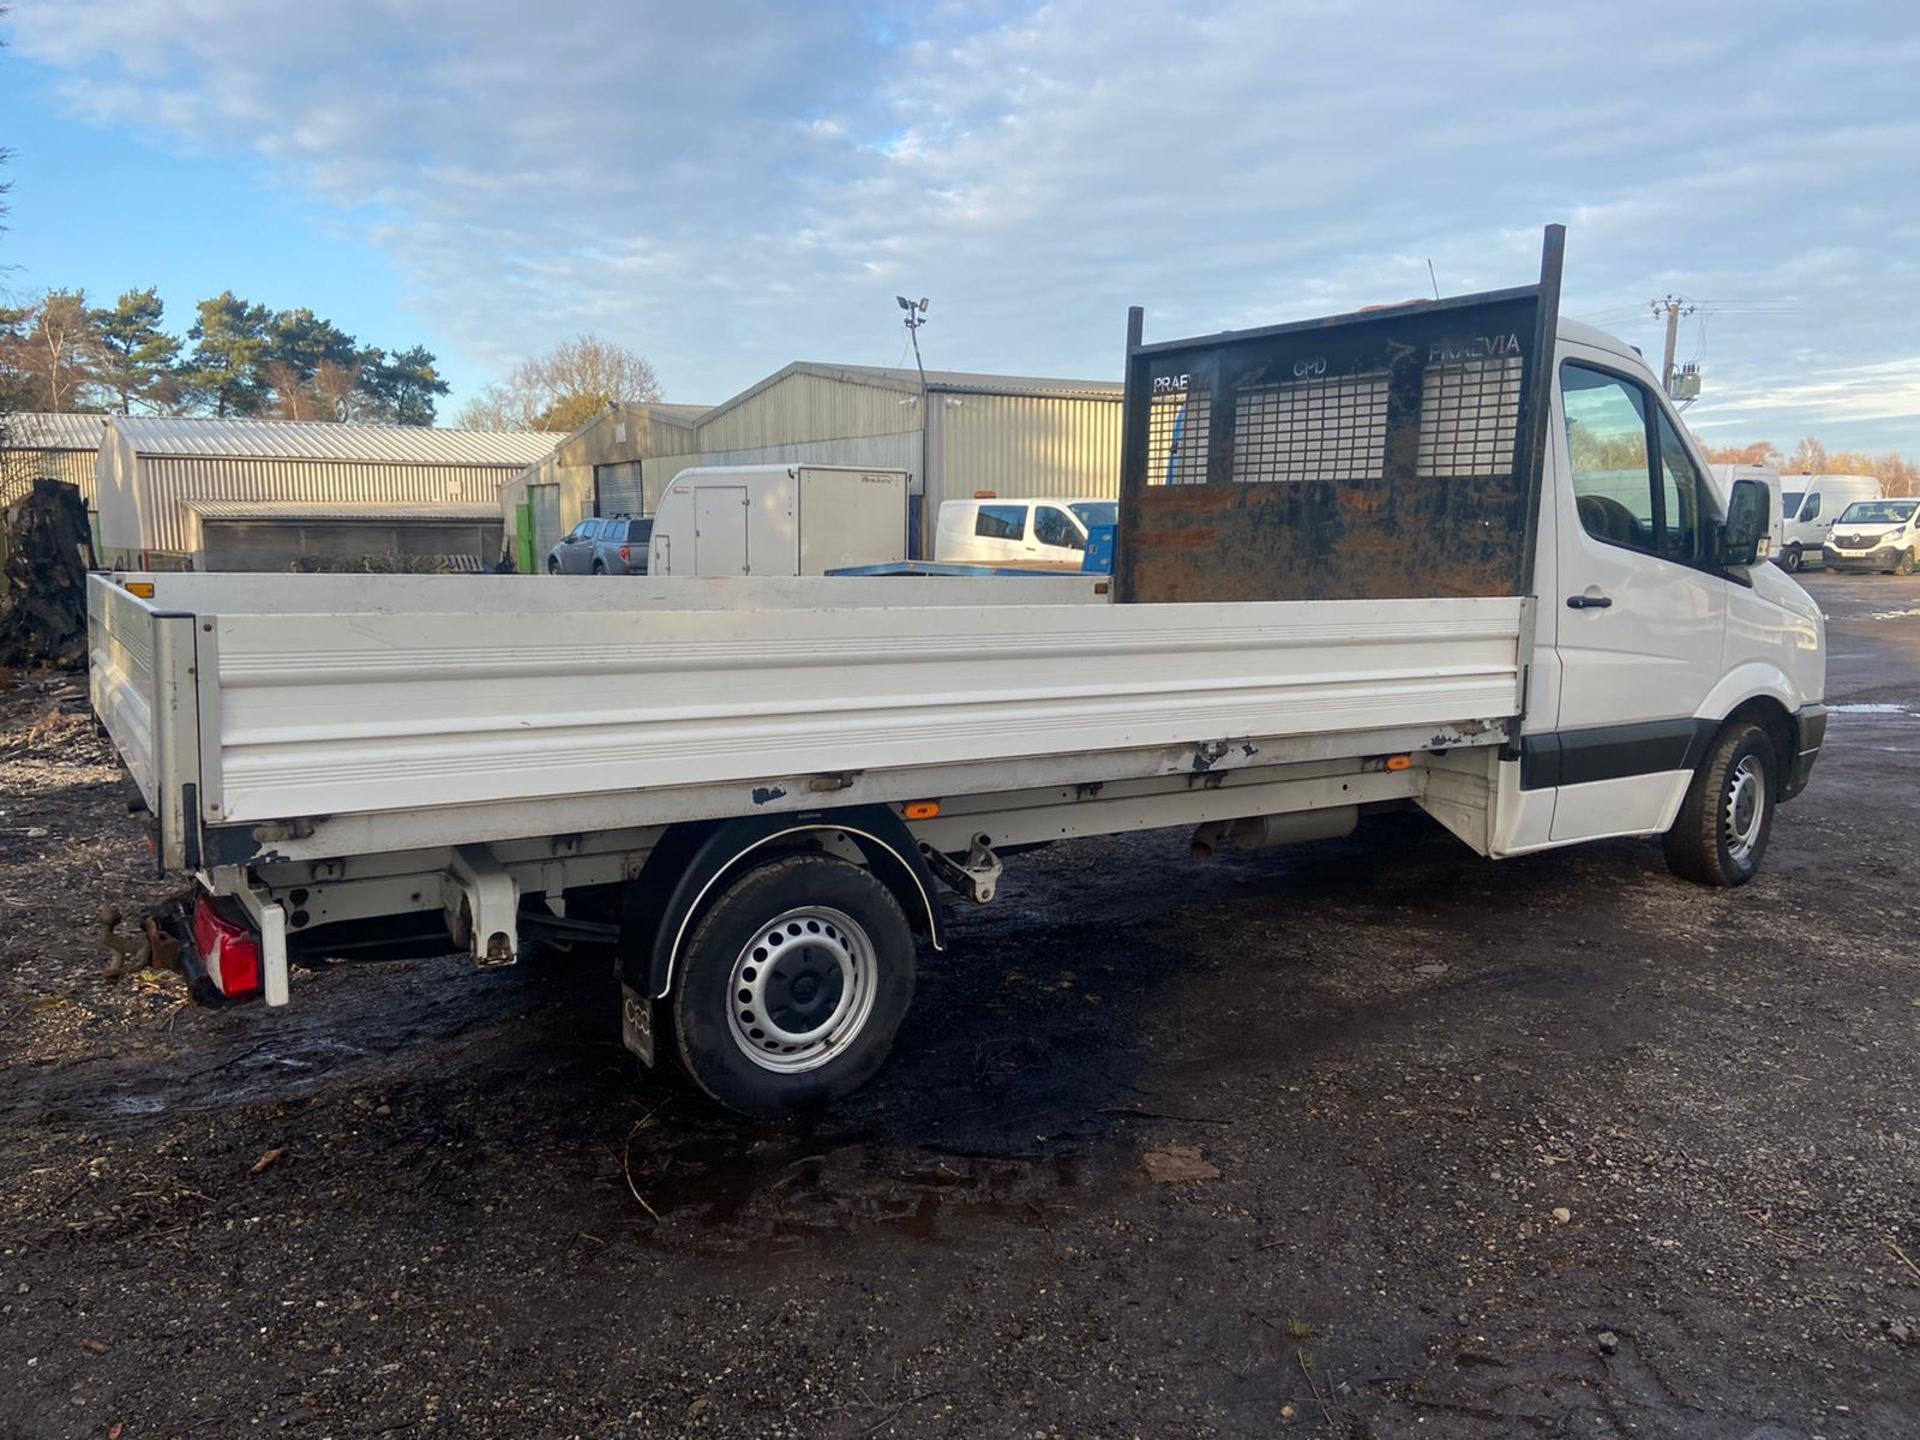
[
  {"x1": 670, "y1": 854, "x2": 916, "y2": 1116},
  {"x1": 547, "y1": 557, "x2": 561, "y2": 575},
  {"x1": 1662, "y1": 722, "x2": 1777, "y2": 887},
  {"x1": 1896, "y1": 550, "x2": 1916, "y2": 577}
]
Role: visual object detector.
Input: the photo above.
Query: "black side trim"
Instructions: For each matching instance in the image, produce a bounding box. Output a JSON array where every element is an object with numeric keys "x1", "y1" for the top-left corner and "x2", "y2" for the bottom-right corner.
[
  {"x1": 1783, "y1": 703, "x2": 1827, "y2": 802},
  {"x1": 1520, "y1": 718, "x2": 1716, "y2": 791}
]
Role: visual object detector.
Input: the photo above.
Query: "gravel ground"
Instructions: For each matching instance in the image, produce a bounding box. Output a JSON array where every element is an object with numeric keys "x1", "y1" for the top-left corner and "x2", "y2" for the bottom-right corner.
[{"x1": 1, "y1": 571, "x2": 1917, "y2": 1440}]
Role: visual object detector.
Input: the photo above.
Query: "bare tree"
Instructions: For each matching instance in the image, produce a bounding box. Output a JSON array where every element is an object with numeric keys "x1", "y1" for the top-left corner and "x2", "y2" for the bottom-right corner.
[
  {"x1": 1699, "y1": 440, "x2": 1784, "y2": 468},
  {"x1": 458, "y1": 333, "x2": 661, "y2": 431},
  {"x1": 1784, "y1": 436, "x2": 1829, "y2": 474},
  {"x1": 0, "y1": 290, "x2": 100, "y2": 412}
]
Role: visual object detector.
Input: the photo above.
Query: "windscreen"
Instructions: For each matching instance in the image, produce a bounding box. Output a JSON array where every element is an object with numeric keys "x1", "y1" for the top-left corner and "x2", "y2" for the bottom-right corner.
[
  {"x1": 1838, "y1": 500, "x2": 1915, "y2": 525},
  {"x1": 1070, "y1": 502, "x2": 1118, "y2": 530}
]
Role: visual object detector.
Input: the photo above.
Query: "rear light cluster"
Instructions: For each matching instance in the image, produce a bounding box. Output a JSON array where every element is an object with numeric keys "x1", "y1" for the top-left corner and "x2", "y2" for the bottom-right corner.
[
  {"x1": 193, "y1": 900, "x2": 263, "y2": 999},
  {"x1": 619, "y1": 545, "x2": 631, "y2": 563}
]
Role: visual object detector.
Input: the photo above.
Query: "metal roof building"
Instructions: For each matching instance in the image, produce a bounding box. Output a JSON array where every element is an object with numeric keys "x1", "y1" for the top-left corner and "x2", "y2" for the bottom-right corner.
[
  {"x1": 95, "y1": 415, "x2": 556, "y2": 562},
  {"x1": 502, "y1": 362, "x2": 1123, "y2": 561},
  {"x1": 1, "y1": 413, "x2": 109, "y2": 507}
]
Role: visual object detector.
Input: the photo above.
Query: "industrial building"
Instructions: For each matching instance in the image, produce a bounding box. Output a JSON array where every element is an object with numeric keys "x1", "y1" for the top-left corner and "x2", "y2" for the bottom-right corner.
[
  {"x1": 94, "y1": 416, "x2": 554, "y2": 567},
  {"x1": 0, "y1": 412, "x2": 108, "y2": 508},
  {"x1": 500, "y1": 364, "x2": 1123, "y2": 562},
  {"x1": 498, "y1": 402, "x2": 708, "y2": 568}
]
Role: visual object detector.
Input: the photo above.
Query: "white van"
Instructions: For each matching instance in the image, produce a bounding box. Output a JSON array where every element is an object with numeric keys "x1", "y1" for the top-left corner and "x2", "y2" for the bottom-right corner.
[
  {"x1": 649, "y1": 465, "x2": 909, "y2": 577},
  {"x1": 1709, "y1": 465, "x2": 1783, "y2": 562},
  {"x1": 1822, "y1": 496, "x2": 1920, "y2": 574},
  {"x1": 934, "y1": 496, "x2": 1118, "y2": 567},
  {"x1": 1777, "y1": 473, "x2": 1882, "y2": 572}
]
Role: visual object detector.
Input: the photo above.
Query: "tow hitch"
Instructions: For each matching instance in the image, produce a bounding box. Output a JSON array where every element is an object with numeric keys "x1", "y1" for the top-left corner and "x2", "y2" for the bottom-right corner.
[{"x1": 99, "y1": 892, "x2": 290, "y2": 1008}]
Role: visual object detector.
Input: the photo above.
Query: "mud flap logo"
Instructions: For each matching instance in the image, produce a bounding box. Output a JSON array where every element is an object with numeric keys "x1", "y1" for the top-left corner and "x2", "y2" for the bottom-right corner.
[{"x1": 621, "y1": 984, "x2": 656, "y2": 1068}]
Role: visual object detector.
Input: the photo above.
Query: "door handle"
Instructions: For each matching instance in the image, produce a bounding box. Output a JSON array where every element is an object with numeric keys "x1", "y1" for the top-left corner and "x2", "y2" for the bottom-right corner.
[{"x1": 1566, "y1": 593, "x2": 1613, "y2": 610}]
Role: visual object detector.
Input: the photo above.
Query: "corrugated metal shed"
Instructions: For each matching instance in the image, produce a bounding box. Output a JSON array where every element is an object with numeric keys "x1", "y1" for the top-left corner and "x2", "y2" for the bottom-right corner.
[
  {"x1": 929, "y1": 392, "x2": 1122, "y2": 503},
  {"x1": 110, "y1": 415, "x2": 555, "y2": 465},
  {"x1": 1, "y1": 413, "x2": 108, "y2": 505},
  {"x1": 181, "y1": 499, "x2": 503, "y2": 521},
  {"x1": 98, "y1": 416, "x2": 556, "y2": 559},
  {"x1": 7, "y1": 413, "x2": 110, "y2": 450}
]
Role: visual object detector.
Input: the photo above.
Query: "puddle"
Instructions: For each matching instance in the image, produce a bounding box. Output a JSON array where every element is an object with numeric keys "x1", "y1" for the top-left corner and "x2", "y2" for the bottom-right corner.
[
  {"x1": 1832, "y1": 703, "x2": 1914, "y2": 716},
  {"x1": 104, "y1": 1093, "x2": 168, "y2": 1117},
  {"x1": 621, "y1": 1129, "x2": 1090, "y2": 1251}
]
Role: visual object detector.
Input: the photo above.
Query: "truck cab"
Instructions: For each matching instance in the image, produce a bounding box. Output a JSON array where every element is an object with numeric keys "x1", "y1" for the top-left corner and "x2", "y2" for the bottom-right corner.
[{"x1": 1520, "y1": 320, "x2": 1824, "y2": 851}]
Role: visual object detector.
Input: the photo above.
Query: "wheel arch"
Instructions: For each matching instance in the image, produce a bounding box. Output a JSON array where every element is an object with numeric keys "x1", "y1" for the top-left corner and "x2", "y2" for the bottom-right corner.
[
  {"x1": 622, "y1": 806, "x2": 943, "y2": 1002},
  {"x1": 1698, "y1": 681, "x2": 1799, "y2": 799}
]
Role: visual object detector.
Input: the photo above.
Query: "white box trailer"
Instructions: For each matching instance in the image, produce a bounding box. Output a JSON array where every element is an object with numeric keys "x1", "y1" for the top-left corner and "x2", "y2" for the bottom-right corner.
[
  {"x1": 647, "y1": 463, "x2": 910, "y2": 577},
  {"x1": 89, "y1": 229, "x2": 1828, "y2": 1116}
]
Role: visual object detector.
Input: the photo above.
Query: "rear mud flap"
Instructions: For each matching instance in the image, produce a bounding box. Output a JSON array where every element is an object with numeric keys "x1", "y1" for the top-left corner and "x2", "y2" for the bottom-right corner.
[{"x1": 620, "y1": 982, "x2": 656, "y2": 1068}]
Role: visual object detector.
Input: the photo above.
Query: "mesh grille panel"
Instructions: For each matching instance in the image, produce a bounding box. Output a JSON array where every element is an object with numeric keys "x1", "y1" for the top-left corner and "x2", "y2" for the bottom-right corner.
[
  {"x1": 1231, "y1": 373, "x2": 1388, "y2": 483},
  {"x1": 1417, "y1": 355, "x2": 1523, "y2": 478},
  {"x1": 1146, "y1": 390, "x2": 1212, "y2": 485}
]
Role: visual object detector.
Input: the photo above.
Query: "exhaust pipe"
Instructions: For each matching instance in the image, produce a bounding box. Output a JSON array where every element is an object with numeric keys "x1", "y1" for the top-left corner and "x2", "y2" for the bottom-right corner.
[{"x1": 1191, "y1": 805, "x2": 1358, "y2": 859}]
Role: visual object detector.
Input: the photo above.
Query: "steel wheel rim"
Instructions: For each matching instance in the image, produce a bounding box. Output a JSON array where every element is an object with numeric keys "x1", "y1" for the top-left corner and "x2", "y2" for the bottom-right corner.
[
  {"x1": 1723, "y1": 754, "x2": 1766, "y2": 865},
  {"x1": 726, "y1": 905, "x2": 878, "y2": 1073}
]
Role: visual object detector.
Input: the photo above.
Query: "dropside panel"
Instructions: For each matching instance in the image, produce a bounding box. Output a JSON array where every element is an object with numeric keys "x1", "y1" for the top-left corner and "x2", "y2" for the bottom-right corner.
[{"x1": 202, "y1": 594, "x2": 1527, "y2": 825}]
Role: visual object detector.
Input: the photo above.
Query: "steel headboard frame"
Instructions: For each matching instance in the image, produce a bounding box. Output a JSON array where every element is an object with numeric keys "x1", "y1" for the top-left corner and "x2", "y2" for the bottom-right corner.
[{"x1": 1116, "y1": 224, "x2": 1567, "y2": 605}]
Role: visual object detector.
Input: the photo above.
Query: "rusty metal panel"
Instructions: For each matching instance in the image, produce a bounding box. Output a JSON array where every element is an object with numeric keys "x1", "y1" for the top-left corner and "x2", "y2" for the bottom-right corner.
[{"x1": 1118, "y1": 227, "x2": 1564, "y2": 605}]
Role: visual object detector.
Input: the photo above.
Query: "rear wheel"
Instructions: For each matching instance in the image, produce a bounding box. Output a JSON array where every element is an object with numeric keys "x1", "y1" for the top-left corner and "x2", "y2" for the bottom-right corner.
[
  {"x1": 592, "y1": 560, "x2": 607, "y2": 575},
  {"x1": 670, "y1": 854, "x2": 916, "y2": 1116},
  {"x1": 1781, "y1": 544, "x2": 1803, "y2": 572},
  {"x1": 1662, "y1": 722, "x2": 1777, "y2": 887}
]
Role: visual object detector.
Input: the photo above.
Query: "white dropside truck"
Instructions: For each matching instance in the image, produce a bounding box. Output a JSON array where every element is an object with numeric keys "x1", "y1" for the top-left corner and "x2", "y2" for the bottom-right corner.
[{"x1": 89, "y1": 229, "x2": 1827, "y2": 1116}]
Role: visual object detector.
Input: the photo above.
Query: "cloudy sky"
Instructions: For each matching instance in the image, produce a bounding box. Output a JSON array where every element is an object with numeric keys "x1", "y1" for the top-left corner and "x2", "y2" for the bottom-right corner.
[{"x1": 4, "y1": 1, "x2": 1917, "y2": 452}]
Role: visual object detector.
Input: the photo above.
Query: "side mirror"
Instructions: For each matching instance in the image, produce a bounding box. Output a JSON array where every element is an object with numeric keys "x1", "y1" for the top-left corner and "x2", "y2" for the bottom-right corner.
[{"x1": 1721, "y1": 477, "x2": 1768, "y2": 568}]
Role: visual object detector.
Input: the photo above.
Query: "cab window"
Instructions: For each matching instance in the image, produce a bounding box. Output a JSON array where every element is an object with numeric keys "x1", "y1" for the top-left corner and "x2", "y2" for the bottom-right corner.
[
  {"x1": 1800, "y1": 492, "x2": 1821, "y2": 521},
  {"x1": 1654, "y1": 411, "x2": 1706, "y2": 564},
  {"x1": 1562, "y1": 364, "x2": 1655, "y2": 553},
  {"x1": 974, "y1": 505, "x2": 1027, "y2": 541},
  {"x1": 1562, "y1": 362, "x2": 1710, "y2": 565},
  {"x1": 1033, "y1": 506, "x2": 1085, "y2": 550}
]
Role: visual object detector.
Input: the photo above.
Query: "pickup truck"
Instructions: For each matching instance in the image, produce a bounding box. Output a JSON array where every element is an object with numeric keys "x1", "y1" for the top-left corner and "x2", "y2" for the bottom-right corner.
[{"x1": 89, "y1": 228, "x2": 1827, "y2": 1116}]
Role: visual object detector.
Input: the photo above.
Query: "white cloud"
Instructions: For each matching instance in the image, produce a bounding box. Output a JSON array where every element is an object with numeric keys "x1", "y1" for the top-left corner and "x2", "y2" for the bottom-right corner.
[{"x1": 9, "y1": 0, "x2": 1920, "y2": 450}]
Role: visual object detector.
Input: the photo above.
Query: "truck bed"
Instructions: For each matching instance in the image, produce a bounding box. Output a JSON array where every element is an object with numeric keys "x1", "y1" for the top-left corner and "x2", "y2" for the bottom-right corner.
[{"x1": 89, "y1": 571, "x2": 1526, "y2": 870}]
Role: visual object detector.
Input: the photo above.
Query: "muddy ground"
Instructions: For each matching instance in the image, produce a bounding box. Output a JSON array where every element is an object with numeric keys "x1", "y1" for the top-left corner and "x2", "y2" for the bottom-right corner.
[{"x1": 1, "y1": 572, "x2": 1917, "y2": 1440}]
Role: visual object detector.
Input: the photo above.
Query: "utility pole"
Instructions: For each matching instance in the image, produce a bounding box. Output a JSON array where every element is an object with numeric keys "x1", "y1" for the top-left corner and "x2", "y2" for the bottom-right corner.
[
  {"x1": 896, "y1": 295, "x2": 931, "y2": 556},
  {"x1": 1649, "y1": 295, "x2": 1696, "y2": 395}
]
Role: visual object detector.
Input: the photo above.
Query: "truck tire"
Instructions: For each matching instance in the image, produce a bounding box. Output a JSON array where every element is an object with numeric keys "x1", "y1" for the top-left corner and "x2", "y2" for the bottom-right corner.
[
  {"x1": 1662, "y1": 722, "x2": 1777, "y2": 887},
  {"x1": 669, "y1": 854, "x2": 916, "y2": 1116},
  {"x1": 1781, "y1": 544, "x2": 1803, "y2": 573}
]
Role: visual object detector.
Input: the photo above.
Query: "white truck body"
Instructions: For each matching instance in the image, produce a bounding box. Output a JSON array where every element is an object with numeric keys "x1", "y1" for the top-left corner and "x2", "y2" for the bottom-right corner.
[
  {"x1": 647, "y1": 464, "x2": 910, "y2": 577},
  {"x1": 86, "y1": 230, "x2": 1831, "y2": 1114}
]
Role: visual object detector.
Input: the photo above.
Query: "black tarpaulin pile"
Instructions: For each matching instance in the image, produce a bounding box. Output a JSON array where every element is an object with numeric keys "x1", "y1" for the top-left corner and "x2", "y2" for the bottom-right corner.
[{"x1": 0, "y1": 478, "x2": 92, "y2": 670}]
